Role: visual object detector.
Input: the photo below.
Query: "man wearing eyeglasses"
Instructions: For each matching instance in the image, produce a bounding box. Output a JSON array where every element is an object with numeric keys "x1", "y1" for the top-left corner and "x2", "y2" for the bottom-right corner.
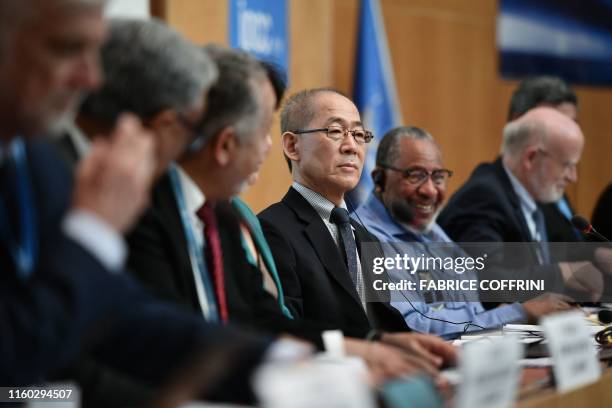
[
  {"x1": 353, "y1": 126, "x2": 571, "y2": 335},
  {"x1": 438, "y1": 107, "x2": 605, "y2": 303},
  {"x1": 259, "y1": 88, "x2": 457, "y2": 369}
]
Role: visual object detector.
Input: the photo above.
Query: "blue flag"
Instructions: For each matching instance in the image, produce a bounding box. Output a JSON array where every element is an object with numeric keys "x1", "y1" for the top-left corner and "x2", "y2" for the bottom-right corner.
[
  {"x1": 349, "y1": 0, "x2": 402, "y2": 209},
  {"x1": 229, "y1": 0, "x2": 289, "y2": 79}
]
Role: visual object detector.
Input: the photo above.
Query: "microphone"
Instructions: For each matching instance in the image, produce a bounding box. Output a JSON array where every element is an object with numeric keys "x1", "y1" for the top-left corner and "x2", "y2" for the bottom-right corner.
[
  {"x1": 571, "y1": 215, "x2": 611, "y2": 242},
  {"x1": 598, "y1": 309, "x2": 612, "y2": 324}
]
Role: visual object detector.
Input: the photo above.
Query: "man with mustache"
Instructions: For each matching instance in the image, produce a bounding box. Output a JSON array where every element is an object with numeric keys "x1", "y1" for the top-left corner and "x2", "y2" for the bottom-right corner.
[
  {"x1": 438, "y1": 107, "x2": 604, "y2": 302},
  {"x1": 507, "y1": 76, "x2": 582, "y2": 243},
  {"x1": 353, "y1": 126, "x2": 571, "y2": 335},
  {"x1": 0, "y1": 0, "x2": 277, "y2": 401},
  {"x1": 122, "y1": 48, "x2": 442, "y2": 383},
  {"x1": 259, "y1": 88, "x2": 457, "y2": 368}
]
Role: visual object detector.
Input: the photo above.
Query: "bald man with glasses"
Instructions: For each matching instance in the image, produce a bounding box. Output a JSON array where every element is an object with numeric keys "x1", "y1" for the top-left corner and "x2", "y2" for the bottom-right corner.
[{"x1": 259, "y1": 88, "x2": 457, "y2": 371}]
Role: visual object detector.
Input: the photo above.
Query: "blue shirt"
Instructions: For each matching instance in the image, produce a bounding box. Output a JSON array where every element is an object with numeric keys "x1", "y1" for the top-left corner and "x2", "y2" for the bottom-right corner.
[{"x1": 353, "y1": 192, "x2": 527, "y2": 335}]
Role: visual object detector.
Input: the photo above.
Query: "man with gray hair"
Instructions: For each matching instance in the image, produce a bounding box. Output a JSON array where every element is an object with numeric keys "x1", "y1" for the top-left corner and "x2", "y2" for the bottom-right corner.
[
  {"x1": 57, "y1": 18, "x2": 221, "y2": 406},
  {"x1": 259, "y1": 88, "x2": 457, "y2": 370},
  {"x1": 507, "y1": 76, "x2": 582, "y2": 244},
  {"x1": 354, "y1": 126, "x2": 571, "y2": 335},
  {"x1": 0, "y1": 1, "x2": 274, "y2": 402},
  {"x1": 69, "y1": 17, "x2": 218, "y2": 174},
  {"x1": 439, "y1": 107, "x2": 605, "y2": 302}
]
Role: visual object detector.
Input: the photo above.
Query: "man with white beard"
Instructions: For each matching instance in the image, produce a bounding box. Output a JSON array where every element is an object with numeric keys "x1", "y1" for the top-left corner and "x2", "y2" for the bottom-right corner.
[{"x1": 439, "y1": 106, "x2": 604, "y2": 302}]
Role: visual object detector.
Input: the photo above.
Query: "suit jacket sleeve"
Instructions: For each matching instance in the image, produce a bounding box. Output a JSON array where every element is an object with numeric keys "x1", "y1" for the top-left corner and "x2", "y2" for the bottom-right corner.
[
  {"x1": 1, "y1": 142, "x2": 273, "y2": 404},
  {"x1": 439, "y1": 182, "x2": 564, "y2": 296},
  {"x1": 215, "y1": 202, "x2": 331, "y2": 349},
  {"x1": 126, "y1": 209, "x2": 195, "y2": 310},
  {"x1": 440, "y1": 182, "x2": 511, "y2": 243},
  {"x1": 258, "y1": 216, "x2": 304, "y2": 319},
  {"x1": 0, "y1": 234, "x2": 140, "y2": 385}
]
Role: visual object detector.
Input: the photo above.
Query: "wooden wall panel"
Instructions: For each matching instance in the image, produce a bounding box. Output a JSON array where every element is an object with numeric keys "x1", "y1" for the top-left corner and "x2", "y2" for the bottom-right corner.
[
  {"x1": 572, "y1": 87, "x2": 612, "y2": 217},
  {"x1": 155, "y1": 0, "x2": 612, "y2": 217},
  {"x1": 241, "y1": 0, "x2": 334, "y2": 213},
  {"x1": 381, "y1": 0, "x2": 500, "y2": 195},
  {"x1": 152, "y1": 0, "x2": 228, "y2": 46}
]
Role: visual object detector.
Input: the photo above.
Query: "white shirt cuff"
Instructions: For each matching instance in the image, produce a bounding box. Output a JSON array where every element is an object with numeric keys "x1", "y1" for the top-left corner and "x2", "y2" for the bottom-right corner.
[
  {"x1": 264, "y1": 339, "x2": 313, "y2": 363},
  {"x1": 62, "y1": 209, "x2": 127, "y2": 272}
]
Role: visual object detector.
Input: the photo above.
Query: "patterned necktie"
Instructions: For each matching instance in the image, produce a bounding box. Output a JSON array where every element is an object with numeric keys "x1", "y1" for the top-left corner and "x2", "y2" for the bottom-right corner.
[
  {"x1": 532, "y1": 207, "x2": 551, "y2": 264},
  {"x1": 329, "y1": 207, "x2": 365, "y2": 305},
  {"x1": 197, "y1": 203, "x2": 228, "y2": 324}
]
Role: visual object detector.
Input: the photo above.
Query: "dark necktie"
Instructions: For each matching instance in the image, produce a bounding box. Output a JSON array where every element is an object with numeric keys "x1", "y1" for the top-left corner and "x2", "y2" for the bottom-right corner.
[
  {"x1": 330, "y1": 207, "x2": 365, "y2": 304},
  {"x1": 197, "y1": 203, "x2": 228, "y2": 324},
  {"x1": 532, "y1": 207, "x2": 551, "y2": 264}
]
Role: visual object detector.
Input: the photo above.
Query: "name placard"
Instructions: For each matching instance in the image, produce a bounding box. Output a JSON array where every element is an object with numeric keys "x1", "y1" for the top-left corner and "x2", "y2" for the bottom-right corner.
[
  {"x1": 254, "y1": 360, "x2": 374, "y2": 408},
  {"x1": 541, "y1": 311, "x2": 601, "y2": 392},
  {"x1": 456, "y1": 336, "x2": 523, "y2": 408}
]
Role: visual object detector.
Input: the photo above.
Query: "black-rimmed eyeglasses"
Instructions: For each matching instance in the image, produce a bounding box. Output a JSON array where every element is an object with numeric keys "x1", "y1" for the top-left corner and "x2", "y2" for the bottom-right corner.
[
  {"x1": 380, "y1": 164, "x2": 453, "y2": 185},
  {"x1": 291, "y1": 126, "x2": 374, "y2": 144}
]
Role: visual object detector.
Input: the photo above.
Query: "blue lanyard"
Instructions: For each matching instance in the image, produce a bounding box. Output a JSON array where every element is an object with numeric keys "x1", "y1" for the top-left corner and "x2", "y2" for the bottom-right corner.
[
  {"x1": 168, "y1": 164, "x2": 219, "y2": 323},
  {"x1": 0, "y1": 138, "x2": 37, "y2": 279}
]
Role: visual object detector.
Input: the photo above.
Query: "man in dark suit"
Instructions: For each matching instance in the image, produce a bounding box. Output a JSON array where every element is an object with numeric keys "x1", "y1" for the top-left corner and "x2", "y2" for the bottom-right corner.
[
  {"x1": 121, "y1": 46, "x2": 435, "y2": 380},
  {"x1": 259, "y1": 88, "x2": 457, "y2": 367},
  {"x1": 592, "y1": 183, "x2": 612, "y2": 240},
  {"x1": 438, "y1": 107, "x2": 604, "y2": 302},
  {"x1": 0, "y1": 1, "x2": 272, "y2": 402},
  {"x1": 507, "y1": 76, "x2": 583, "y2": 243}
]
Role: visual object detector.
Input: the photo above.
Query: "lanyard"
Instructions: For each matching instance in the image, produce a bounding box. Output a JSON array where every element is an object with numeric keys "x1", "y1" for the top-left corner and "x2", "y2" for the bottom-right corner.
[
  {"x1": 0, "y1": 138, "x2": 37, "y2": 279},
  {"x1": 168, "y1": 164, "x2": 219, "y2": 323}
]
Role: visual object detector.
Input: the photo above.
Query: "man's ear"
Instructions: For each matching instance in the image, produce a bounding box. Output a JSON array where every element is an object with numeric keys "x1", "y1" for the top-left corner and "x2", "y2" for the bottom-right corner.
[
  {"x1": 523, "y1": 145, "x2": 539, "y2": 170},
  {"x1": 282, "y1": 131, "x2": 299, "y2": 163},
  {"x1": 212, "y1": 126, "x2": 237, "y2": 166}
]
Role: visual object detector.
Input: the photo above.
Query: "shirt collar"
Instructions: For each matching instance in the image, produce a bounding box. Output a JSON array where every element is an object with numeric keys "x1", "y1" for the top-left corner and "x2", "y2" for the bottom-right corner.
[
  {"x1": 65, "y1": 123, "x2": 91, "y2": 158},
  {"x1": 292, "y1": 181, "x2": 348, "y2": 222},
  {"x1": 502, "y1": 161, "x2": 537, "y2": 215},
  {"x1": 358, "y1": 192, "x2": 407, "y2": 237},
  {"x1": 176, "y1": 164, "x2": 205, "y2": 216}
]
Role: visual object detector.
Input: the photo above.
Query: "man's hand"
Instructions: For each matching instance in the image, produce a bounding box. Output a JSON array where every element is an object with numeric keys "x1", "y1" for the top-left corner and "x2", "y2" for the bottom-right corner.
[
  {"x1": 379, "y1": 332, "x2": 457, "y2": 369},
  {"x1": 72, "y1": 114, "x2": 156, "y2": 233},
  {"x1": 559, "y1": 261, "x2": 604, "y2": 302},
  {"x1": 344, "y1": 338, "x2": 444, "y2": 386},
  {"x1": 522, "y1": 293, "x2": 574, "y2": 324},
  {"x1": 595, "y1": 247, "x2": 612, "y2": 277}
]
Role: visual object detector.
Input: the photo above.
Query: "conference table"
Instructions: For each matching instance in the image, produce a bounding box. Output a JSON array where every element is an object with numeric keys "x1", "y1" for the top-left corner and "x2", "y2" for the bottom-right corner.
[{"x1": 517, "y1": 365, "x2": 612, "y2": 408}]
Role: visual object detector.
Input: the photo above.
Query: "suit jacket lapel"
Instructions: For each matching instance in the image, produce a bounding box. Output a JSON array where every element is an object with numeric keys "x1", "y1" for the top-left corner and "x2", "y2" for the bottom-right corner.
[
  {"x1": 492, "y1": 158, "x2": 532, "y2": 240},
  {"x1": 153, "y1": 174, "x2": 200, "y2": 303},
  {"x1": 283, "y1": 188, "x2": 364, "y2": 308}
]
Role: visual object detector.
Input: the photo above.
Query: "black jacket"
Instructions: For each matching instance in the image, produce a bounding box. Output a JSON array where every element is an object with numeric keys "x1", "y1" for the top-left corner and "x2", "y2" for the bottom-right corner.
[{"x1": 258, "y1": 187, "x2": 409, "y2": 337}]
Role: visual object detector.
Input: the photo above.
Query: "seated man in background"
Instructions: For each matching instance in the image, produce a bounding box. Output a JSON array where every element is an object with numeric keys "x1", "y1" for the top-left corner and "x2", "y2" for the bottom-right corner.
[
  {"x1": 507, "y1": 75, "x2": 583, "y2": 243},
  {"x1": 438, "y1": 107, "x2": 605, "y2": 303},
  {"x1": 123, "y1": 44, "x2": 434, "y2": 382},
  {"x1": 79, "y1": 28, "x2": 435, "y2": 385},
  {"x1": 354, "y1": 126, "x2": 572, "y2": 335},
  {"x1": 0, "y1": 0, "x2": 273, "y2": 403},
  {"x1": 259, "y1": 88, "x2": 457, "y2": 368}
]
